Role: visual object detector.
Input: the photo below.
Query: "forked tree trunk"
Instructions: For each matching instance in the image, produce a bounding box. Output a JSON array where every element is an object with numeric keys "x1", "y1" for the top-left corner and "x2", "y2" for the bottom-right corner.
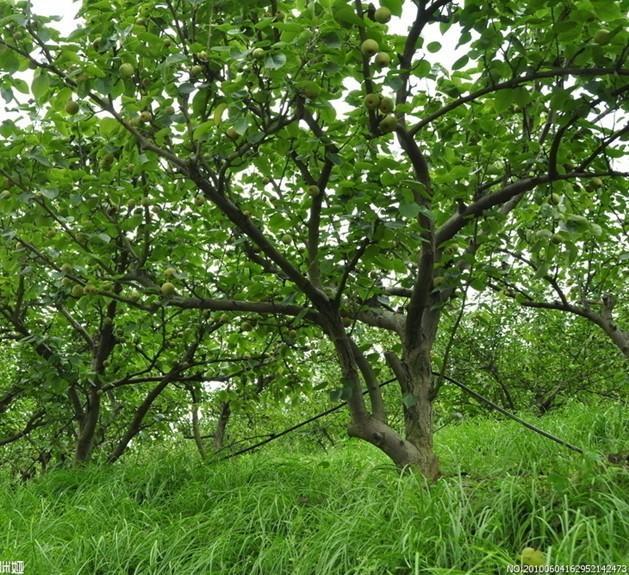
[
  {"x1": 326, "y1": 313, "x2": 440, "y2": 481},
  {"x1": 348, "y1": 415, "x2": 439, "y2": 479}
]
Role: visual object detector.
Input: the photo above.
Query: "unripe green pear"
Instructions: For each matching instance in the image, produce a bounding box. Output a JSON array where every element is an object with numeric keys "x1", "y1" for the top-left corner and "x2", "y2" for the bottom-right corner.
[
  {"x1": 119, "y1": 63, "x2": 135, "y2": 78},
  {"x1": 226, "y1": 127, "x2": 240, "y2": 140},
  {"x1": 361, "y1": 39, "x2": 379, "y2": 58},
  {"x1": 374, "y1": 6, "x2": 391, "y2": 23},
  {"x1": 374, "y1": 52, "x2": 390, "y2": 67},
  {"x1": 190, "y1": 64, "x2": 204, "y2": 77},
  {"x1": 164, "y1": 267, "x2": 177, "y2": 278},
  {"x1": 307, "y1": 185, "x2": 320, "y2": 196},
  {"x1": 65, "y1": 100, "x2": 79, "y2": 115},
  {"x1": 298, "y1": 81, "x2": 321, "y2": 99},
  {"x1": 127, "y1": 291, "x2": 140, "y2": 302},
  {"x1": 71, "y1": 285, "x2": 84, "y2": 298},
  {"x1": 364, "y1": 93, "x2": 380, "y2": 110},
  {"x1": 61, "y1": 263, "x2": 73, "y2": 275},
  {"x1": 252, "y1": 48, "x2": 265, "y2": 60},
  {"x1": 379, "y1": 96, "x2": 394, "y2": 114},
  {"x1": 378, "y1": 114, "x2": 397, "y2": 132},
  {"x1": 161, "y1": 282, "x2": 176, "y2": 297},
  {"x1": 593, "y1": 29, "x2": 610, "y2": 44},
  {"x1": 100, "y1": 153, "x2": 114, "y2": 169}
]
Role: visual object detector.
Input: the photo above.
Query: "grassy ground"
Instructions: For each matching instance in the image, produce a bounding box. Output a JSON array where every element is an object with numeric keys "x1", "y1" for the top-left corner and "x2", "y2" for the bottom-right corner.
[{"x1": 1, "y1": 401, "x2": 627, "y2": 574}]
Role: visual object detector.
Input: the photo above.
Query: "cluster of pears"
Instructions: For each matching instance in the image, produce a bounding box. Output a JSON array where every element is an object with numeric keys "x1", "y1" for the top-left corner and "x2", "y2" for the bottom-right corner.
[
  {"x1": 60, "y1": 263, "x2": 88, "y2": 298},
  {"x1": 357, "y1": 6, "x2": 396, "y2": 134},
  {"x1": 361, "y1": 38, "x2": 391, "y2": 68},
  {"x1": 161, "y1": 267, "x2": 177, "y2": 297},
  {"x1": 359, "y1": 2, "x2": 392, "y2": 66},
  {"x1": 363, "y1": 92, "x2": 397, "y2": 133}
]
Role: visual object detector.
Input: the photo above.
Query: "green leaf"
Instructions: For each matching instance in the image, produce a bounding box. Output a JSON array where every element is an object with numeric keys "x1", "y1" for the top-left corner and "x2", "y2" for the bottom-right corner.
[
  {"x1": 452, "y1": 55, "x2": 469, "y2": 70},
  {"x1": 13, "y1": 78, "x2": 29, "y2": 94},
  {"x1": 399, "y1": 202, "x2": 421, "y2": 219},
  {"x1": 31, "y1": 71, "x2": 50, "y2": 103},
  {"x1": 39, "y1": 188, "x2": 59, "y2": 200},
  {"x1": 233, "y1": 116, "x2": 249, "y2": 135},
  {"x1": 412, "y1": 60, "x2": 431, "y2": 78},
  {"x1": 494, "y1": 89, "x2": 515, "y2": 113},
  {"x1": 590, "y1": 0, "x2": 622, "y2": 20},
  {"x1": 213, "y1": 102, "x2": 228, "y2": 125},
  {"x1": 321, "y1": 31, "x2": 341, "y2": 49},
  {"x1": 99, "y1": 118, "x2": 120, "y2": 137},
  {"x1": 263, "y1": 53, "x2": 287, "y2": 70},
  {"x1": 193, "y1": 120, "x2": 214, "y2": 140},
  {"x1": 331, "y1": 1, "x2": 362, "y2": 27},
  {"x1": 0, "y1": 47, "x2": 21, "y2": 73},
  {"x1": 426, "y1": 41, "x2": 441, "y2": 53}
]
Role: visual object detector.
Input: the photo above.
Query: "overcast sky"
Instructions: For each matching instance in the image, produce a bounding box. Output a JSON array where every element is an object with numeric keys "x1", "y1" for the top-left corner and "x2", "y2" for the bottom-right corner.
[{"x1": 31, "y1": 0, "x2": 77, "y2": 33}]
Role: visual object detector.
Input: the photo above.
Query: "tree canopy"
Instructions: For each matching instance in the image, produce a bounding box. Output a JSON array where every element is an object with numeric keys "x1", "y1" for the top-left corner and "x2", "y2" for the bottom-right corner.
[{"x1": 0, "y1": 0, "x2": 627, "y2": 479}]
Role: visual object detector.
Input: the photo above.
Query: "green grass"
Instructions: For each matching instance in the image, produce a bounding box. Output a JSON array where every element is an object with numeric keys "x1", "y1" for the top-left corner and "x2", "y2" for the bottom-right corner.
[{"x1": 1, "y1": 402, "x2": 627, "y2": 574}]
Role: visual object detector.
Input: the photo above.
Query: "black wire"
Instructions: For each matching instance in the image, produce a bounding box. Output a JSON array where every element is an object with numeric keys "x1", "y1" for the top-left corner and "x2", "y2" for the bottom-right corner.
[
  {"x1": 212, "y1": 371, "x2": 584, "y2": 463},
  {"x1": 214, "y1": 377, "x2": 397, "y2": 462}
]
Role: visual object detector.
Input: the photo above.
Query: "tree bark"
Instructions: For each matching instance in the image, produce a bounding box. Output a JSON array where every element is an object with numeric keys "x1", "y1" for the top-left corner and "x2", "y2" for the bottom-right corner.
[
  {"x1": 403, "y1": 352, "x2": 439, "y2": 480},
  {"x1": 107, "y1": 378, "x2": 170, "y2": 464},
  {"x1": 324, "y1": 311, "x2": 440, "y2": 480},
  {"x1": 348, "y1": 414, "x2": 436, "y2": 474},
  {"x1": 212, "y1": 401, "x2": 231, "y2": 452},
  {"x1": 74, "y1": 389, "x2": 100, "y2": 463},
  {"x1": 385, "y1": 348, "x2": 440, "y2": 480},
  {"x1": 597, "y1": 319, "x2": 628, "y2": 358}
]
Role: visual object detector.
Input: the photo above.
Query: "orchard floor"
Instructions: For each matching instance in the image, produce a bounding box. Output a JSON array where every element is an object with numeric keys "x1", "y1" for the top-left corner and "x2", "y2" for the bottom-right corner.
[{"x1": 1, "y1": 402, "x2": 627, "y2": 574}]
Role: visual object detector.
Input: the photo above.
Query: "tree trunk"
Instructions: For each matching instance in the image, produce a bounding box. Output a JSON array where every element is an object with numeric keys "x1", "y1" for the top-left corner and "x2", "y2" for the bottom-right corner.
[
  {"x1": 212, "y1": 401, "x2": 231, "y2": 452},
  {"x1": 385, "y1": 347, "x2": 440, "y2": 480},
  {"x1": 75, "y1": 389, "x2": 100, "y2": 463},
  {"x1": 107, "y1": 378, "x2": 170, "y2": 464},
  {"x1": 600, "y1": 321, "x2": 628, "y2": 358},
  {"x1": 324, "y1": 313, "x2": 440, "y2": 481},
  {"x1": 402, "y1": 384, "x2": 439, "y2": 479},
  {"x1": 348, "y1": 414, "x2": 439, "y2": 479}
]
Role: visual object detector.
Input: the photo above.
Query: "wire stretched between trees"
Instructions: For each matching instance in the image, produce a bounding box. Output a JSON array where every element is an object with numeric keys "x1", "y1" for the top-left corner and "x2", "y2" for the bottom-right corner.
[{"x1": 212, "y1": 371, "x2": 583, "y2": 463}]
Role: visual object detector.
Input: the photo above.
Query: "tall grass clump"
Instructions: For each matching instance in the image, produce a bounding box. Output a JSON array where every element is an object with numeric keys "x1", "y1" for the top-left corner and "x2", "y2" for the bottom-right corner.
[{"x1": 0, "y1": 402, "x2": 626, "y2": 574}]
